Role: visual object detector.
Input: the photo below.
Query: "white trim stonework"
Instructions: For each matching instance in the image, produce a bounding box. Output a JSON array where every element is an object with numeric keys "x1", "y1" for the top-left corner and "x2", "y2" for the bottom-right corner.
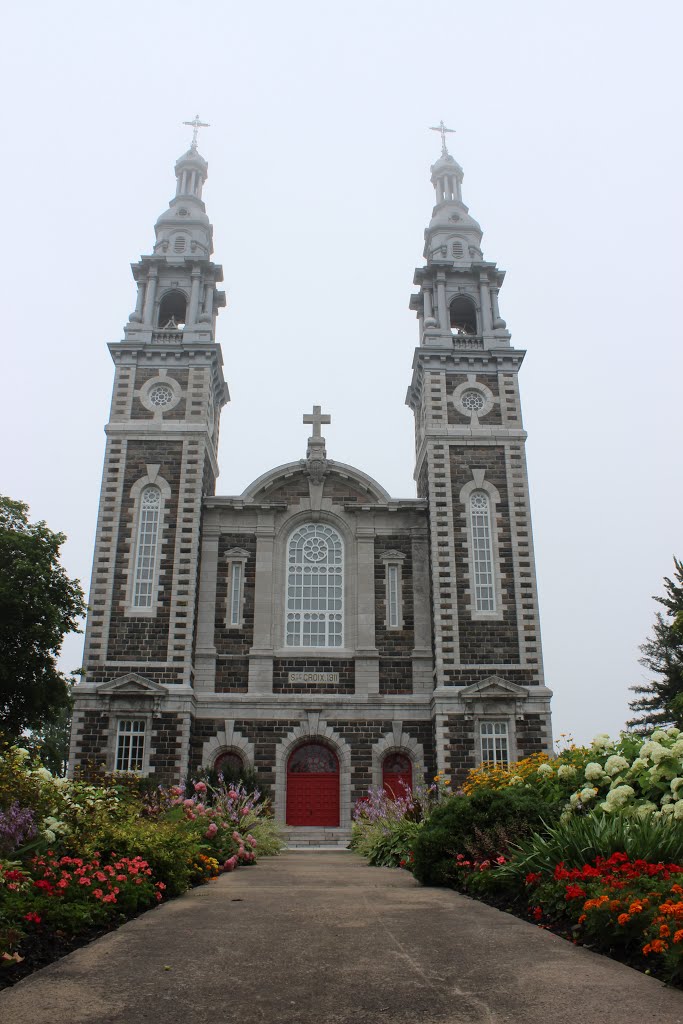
[
  {"x1": 459, "y1": 470, "x2": 504, "y2": 622},
  {"x1": 380, "y1": 550, "x2": 406, "y2": 630},
  {"x1": 371, "y1": 724, "x2": 425, "y2": 791},
  {"x1": 123, "y1": 470, "x2": 172, "y2": 618},
  {"x1": 200, "y1": 721, "x2": 255, "y2": 771}
]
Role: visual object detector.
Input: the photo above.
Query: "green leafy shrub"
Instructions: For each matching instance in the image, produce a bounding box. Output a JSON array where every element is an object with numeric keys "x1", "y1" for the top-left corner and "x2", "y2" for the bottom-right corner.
[
  {"x1": 412, "y1": 788, "x2": 556, "y2": 886},
  {"x1": 499, "y1": 813, "x2": 683, "y2": 884},
  {"x1": 81, "y1": 817, "x2": 201, "y2": 896}
]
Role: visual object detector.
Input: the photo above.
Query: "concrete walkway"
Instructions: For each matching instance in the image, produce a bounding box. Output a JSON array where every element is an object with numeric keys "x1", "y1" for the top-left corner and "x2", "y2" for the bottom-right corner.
[{"x1": 2, "y1": 851, "x2": 683, "y2": 1024}]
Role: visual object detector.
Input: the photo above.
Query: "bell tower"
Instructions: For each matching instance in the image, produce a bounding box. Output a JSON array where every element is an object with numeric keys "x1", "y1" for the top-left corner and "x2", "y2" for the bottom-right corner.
[
  {"x1": 72, "y1": 123, "x2": 228, "y2": 780},
  {"x1": 406, "y1": 126, "x2": 553, "y2": 778}
]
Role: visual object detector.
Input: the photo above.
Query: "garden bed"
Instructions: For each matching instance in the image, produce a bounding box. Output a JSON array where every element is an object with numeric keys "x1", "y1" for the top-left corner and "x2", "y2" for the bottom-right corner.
[{"x1": 1, "y1": 746, "x2": 281, "y2": 988}]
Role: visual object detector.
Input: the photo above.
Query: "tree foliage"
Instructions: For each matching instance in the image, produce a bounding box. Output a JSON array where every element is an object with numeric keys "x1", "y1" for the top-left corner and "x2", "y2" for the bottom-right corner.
[
  {"x1": 628, "y1": 558, "x2": 683, "y2": 732},
  {"x1": 0, "y1": 496, "x2": 86, "y2": 739}
]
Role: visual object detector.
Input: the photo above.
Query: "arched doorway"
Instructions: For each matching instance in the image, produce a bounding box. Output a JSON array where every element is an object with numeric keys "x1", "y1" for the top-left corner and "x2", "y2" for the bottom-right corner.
[
  {"x1": 382, "y1": 752, "x2": 412, "y2": 798},
  {"x1": 286, "y1": 743, "x2": 340, "y2": 826}
]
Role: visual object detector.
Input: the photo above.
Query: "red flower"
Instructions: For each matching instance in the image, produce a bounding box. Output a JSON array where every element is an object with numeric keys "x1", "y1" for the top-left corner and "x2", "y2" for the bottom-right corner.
[
  {"x1": 532, "y1": 906, "x2": 543, "y2": 920},
  {"x1": 24, "y1": 912, "x2": 41, "y2": 924}
]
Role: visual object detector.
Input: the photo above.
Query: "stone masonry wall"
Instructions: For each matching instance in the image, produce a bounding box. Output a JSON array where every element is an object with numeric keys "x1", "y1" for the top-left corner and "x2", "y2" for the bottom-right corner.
[
  {"x1": 130, "y1": 368, "x2": 189, "y2": 421},
  {"x1": 450, "y1": 444, "x2": 520, "y2": 665},
  {"x1": 214, "y1": 533, "x2": 256, "y2": 693},
  {"x1": 272, "y1": 658, "x2": 354, "y2": 694},
  {"x1": 149, "y1": 713, "x2": 184, "y2": 784},
  {"x1": 375, "y1": 535, "x2": 414, "y2": 695},
  {"x1": 447, "y1": 372, "x2": 502, "y2": 426},
  {"x1": 106, "y1": 439, "x2": 182, "y2": 673}
]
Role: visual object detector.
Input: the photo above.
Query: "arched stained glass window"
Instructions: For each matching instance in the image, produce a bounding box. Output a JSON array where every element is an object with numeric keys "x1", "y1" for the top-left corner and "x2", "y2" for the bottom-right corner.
[
  {"x1": 470, "y1": 491, "x2": 495, "y2": 612},
  {"x1": 133, "y1": 485, "x2": 161, "y2": 608},
  {"x1": 286, "y1": 524, "x2": 343, "y2": 647}
]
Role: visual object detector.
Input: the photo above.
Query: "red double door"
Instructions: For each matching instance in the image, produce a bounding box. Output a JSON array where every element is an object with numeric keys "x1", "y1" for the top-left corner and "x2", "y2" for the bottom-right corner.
[{"x1": 286, "y1": 743, "x2": 340, "y2": 826}]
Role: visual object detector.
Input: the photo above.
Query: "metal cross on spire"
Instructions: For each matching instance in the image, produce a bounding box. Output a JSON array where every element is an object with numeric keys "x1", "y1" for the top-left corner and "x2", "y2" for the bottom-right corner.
[
  {"x1": 429, "y1": 120, "x2": 456, "y2": 156},
  {"x1": 303, "y1": 405, "x2": 331, "y2": 439},
  {"x1": 183, "y1": 114, "x2": 210, "y2": 150}
]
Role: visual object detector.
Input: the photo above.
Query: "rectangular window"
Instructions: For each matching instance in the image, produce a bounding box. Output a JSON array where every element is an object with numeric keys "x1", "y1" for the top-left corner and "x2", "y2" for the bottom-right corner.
[
  {"x1": 133, "y1": 486, "x2": 161, "y2": 608},
  {"x1": 387, "y1": 564, "x2": 400, "y2": 628},
  {"x1": 116, "y1": 719, "x2": 146, "y2": 772},
  {"x1": 470, "y1": 492, "x2": 496, "y2": 612},
  {"x1": 480, "y1": 721, "x2": 508, "y2": 765},
  {"x1": 229, "y1": 562, "x2": 243, "y2": 626}
]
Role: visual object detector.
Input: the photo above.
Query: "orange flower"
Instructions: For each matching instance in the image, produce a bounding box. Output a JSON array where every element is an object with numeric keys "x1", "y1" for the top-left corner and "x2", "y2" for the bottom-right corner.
[
  {"x1": 629, "y1": 901, "x2": 644, "y2": 915},
  {"x1": 578, "y1": 914, "x2": 587, "y2": 925},
  {"x1": 643, "y1": 939, "x2": 668, "y2": 956},
  {"x1": 660, "y1": 924, "x2": 671, "y2": 938},
  {"x1": 673, "y1": 929, "x2": 683, "y2": 944},
  {"x1": 617, "y1": 913, "x2": 631, "y2": 926},
  {"x1": 671, "y1": 884, "x2": 683, "y2": 896}
]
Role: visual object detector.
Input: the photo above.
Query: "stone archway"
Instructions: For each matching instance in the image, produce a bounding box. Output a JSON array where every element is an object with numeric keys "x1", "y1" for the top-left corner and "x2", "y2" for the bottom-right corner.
[
  {"x1": 371, "y1": 722, "x2": 425, "y2": 792},
  {"x1": 274, "y1": 714, "x2": 351, "y2": 826}
]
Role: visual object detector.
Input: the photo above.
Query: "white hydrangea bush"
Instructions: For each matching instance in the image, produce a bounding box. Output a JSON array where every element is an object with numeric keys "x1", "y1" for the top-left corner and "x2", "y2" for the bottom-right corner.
[{"x1": 553, "y1": 727, "x2": 683, "y2": 820}]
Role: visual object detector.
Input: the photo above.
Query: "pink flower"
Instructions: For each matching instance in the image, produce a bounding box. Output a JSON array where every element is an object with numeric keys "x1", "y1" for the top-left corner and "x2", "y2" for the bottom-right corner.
[
  {"x1": 241, "y1": 808, "x2": 249, "y2": 816},
  {"x1": 183, "y1": 799, "x2": 195, "y2": 809},
  {"x1": 93, "y1": 889, "x2": 104, "y2": 899},
  {"x1": 79, "y1": 877, "x2": 92, "y2": 886},
  {"x1": 194, "y1": 781, "x2": 207, "y2": 793},
  {"x1": 247, "y1": 836, "x2": 257, "y2": 848},
  {"x1": 205, "y1": 823, "x2": 218, "y2": 838},
  {"x1": 223, "y1": 857, "x2": 237, "y2": 872},
  {"x1": 195, "y1": 804, "x2": 206, "y2": 815},
  {"x1": 232, "y1": 831, "x2": 241, "y2": 842},
  {"x1": 228, "y1": 790, "x2": 238, "y2": 799}
]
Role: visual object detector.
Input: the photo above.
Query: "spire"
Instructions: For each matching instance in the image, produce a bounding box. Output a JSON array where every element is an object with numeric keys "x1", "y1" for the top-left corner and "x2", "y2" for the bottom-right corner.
[
  {"x1": 408, "y1": 130, "x2": 507, "y2": 347},
  {"x1": 125, "y1": 133, "x2": 225, "y2": 338}
]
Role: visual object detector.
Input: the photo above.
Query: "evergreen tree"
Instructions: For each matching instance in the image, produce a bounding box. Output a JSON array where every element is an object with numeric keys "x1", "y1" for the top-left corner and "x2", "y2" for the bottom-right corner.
[
  {"x1": 0, "y1": 496, "x2": 85, "y2": 739},
  {"x1": 627, "y1": 558, "x2": 683, "y2": 732}
]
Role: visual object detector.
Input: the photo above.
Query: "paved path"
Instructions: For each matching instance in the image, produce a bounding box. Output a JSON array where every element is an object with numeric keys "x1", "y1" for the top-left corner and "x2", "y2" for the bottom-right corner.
[{"x1": 2, "y1": 851, "x2": 683, "y2": 1024}]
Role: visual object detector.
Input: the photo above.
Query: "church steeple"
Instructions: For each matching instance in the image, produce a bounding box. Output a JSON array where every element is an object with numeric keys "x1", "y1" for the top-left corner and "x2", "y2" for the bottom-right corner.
[
  {"x1": 126, "y1": 122, "x2": 224, "y2": 339},
  {"x1": 410, "y1": 130, "x2": 507, "y2": 345}
]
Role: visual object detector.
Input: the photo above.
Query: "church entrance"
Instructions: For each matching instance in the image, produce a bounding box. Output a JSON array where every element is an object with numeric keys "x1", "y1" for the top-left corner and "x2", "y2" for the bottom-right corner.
[
  {"x1": 286, "y1": 743, "x2": 340, "y2": 826},
  {"x1": 382, "y1": 752, "x2": 412, "y2": 798}
]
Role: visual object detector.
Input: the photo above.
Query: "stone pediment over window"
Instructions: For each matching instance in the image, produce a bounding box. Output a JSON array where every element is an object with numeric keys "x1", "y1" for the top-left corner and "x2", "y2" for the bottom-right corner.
[
  {"x1": 96, "y1": 673, "x2": 168, "y2": 698},
  {"x1": 459, "y1": 675, "x2": 528, "y2": 700},
  {"x1": 459, "y1": 675, "x2": 529, "y2": 720}
]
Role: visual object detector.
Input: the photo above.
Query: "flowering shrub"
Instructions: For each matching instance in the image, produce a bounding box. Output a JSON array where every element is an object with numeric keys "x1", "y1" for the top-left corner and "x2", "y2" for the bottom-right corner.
[
  {"x1": 463, "y1": 729, "x2": 683, "y2": 822},
  {"x1": 523, "y1": 852, "x2": 683, "y2": 983},
  {"x1": 0, "y1": 744, "x2": 281, "y2": 984},
  {"x1": 350, "y1": 773, "x2": 448, "y2": 867}
]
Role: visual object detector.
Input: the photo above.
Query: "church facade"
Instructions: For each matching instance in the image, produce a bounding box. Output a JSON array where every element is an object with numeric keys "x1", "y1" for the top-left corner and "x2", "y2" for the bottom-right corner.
[{"x1": 69, "y1": 130, "x2": 553, "y2": 833}]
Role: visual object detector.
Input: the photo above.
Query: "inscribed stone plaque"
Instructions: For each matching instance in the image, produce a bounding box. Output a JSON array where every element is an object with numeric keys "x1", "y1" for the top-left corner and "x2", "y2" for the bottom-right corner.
[{"x1": 288, "y1": 672, "x2": 339, "y2": 684}]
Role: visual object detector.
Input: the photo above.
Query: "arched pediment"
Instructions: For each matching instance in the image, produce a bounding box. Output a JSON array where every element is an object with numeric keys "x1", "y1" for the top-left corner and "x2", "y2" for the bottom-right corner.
[{"x1": 242, "y1": 460, "x2": 391, "y2": 504}]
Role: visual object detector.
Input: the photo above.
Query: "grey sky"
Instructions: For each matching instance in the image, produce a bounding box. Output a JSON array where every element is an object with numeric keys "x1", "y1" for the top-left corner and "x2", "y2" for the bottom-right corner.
[{"x1": 2, "y1": 0, "x2": 681, "y2": 745}]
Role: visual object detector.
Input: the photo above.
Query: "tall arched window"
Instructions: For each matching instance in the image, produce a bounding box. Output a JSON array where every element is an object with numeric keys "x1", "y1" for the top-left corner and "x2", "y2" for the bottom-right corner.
[
  {"x1": 470, "y1": 491, "x2": 495, "y2": 612},
  {"x1": 286, "y1": 524, "x2": 343, "y2": 647},
  {"x1": 133, "y1": 486, "x2": 161, "y2": 608}
]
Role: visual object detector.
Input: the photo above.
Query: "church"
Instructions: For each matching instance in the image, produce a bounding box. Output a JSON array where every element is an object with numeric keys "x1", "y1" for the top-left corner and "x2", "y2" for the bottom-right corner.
[{"x1": 69, "y1": 121, "x2": 553, "y2": 838}]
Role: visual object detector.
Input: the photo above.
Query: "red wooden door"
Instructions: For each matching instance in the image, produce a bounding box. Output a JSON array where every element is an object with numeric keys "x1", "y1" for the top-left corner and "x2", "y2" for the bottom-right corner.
[
  {"x1": 383, "y1": 752, "x2": 412, "y2": 798},
  {"x1": 286, "y1": 744, "x2": 340, "y2": 826}
]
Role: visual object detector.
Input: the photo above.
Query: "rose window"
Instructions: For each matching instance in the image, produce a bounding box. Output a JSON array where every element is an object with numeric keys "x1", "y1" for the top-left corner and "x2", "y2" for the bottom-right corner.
[
  {"x1": 148, "y1": 384, "x2": 174, "y2": 407},
  {"x1": 461, "y1": 390, "x2": 485, "y2": 412},
  {"x1": 303, "y1": 536, "x2": 327, "y2": 562}
]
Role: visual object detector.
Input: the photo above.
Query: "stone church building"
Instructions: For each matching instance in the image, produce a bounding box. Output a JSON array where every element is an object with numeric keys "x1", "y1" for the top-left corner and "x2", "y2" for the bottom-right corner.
[{"x1": 70, "y1": 127, "x2": 553, "y2": 835}]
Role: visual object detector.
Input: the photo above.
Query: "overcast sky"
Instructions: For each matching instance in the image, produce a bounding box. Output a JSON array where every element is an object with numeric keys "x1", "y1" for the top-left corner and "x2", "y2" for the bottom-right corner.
[{"x1": 2, "y1": 0, "x2": 681, "y2": 746}]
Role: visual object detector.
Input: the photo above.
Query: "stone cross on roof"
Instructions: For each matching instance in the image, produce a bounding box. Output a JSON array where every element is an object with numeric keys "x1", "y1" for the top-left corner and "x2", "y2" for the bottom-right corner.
[
  {"x1": 303, "y1": 405, "x2": 331, "y2": 439},
  {"x1": 183, "y1": 114, "x2": 210, "y2": 150},
  {"x1": 429, "y1": 120, "x2": 456, "y2": 156}
]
